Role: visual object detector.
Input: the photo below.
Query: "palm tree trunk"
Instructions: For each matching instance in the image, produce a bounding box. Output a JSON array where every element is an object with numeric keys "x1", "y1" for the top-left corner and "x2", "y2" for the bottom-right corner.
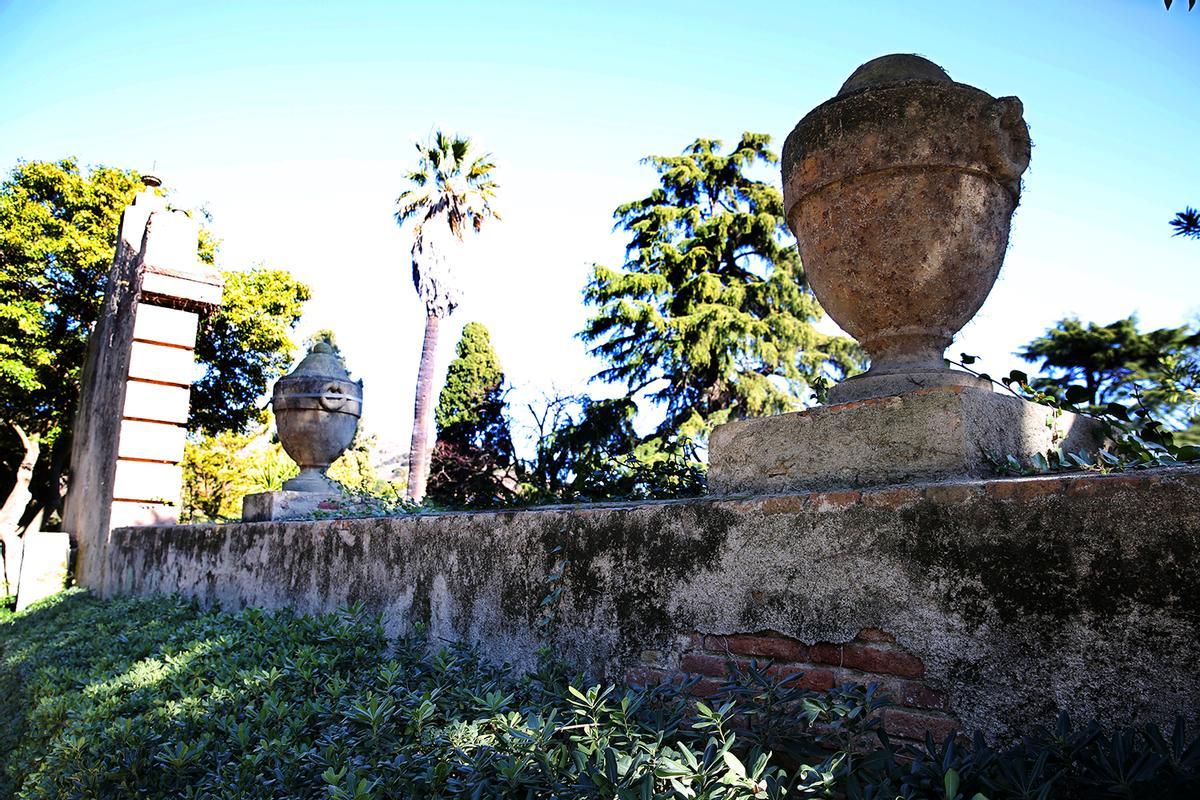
[
  {"x1": 1, "y1": 424, "x2": 39, "y2": 596},
  {"x1": 406, "y1": 313, "x2": 441, "y2": 501}
]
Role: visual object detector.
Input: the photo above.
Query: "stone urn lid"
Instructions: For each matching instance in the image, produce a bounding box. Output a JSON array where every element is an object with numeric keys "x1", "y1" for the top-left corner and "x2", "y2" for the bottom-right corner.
[
  {"x1": 272, "y1": 342, "x2": 362, "y2": 417},
  {"x1": 782, "y1": 53, "x2": 1030, "y2": 216}
]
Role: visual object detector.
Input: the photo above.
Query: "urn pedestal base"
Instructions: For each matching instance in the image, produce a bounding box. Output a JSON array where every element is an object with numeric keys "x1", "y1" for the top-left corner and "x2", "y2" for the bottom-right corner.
[
  {"x1": 283, "y1": 468, "x2": 337, "y2": 494},
  {"x1": 827, "y1": 368, "x2": 991, "y2": 404},
  {"x1": 708, "y1": 386, "x2": 1106, "y2": 494},
  {"x1": 243, "y1": 490, "x2": 351, "y2": 522}
]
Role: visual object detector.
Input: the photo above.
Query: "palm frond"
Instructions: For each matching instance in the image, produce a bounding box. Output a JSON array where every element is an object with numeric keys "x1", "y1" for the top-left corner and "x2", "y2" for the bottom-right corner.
[{"x1": 395, "y1": 130, "x2": 501, "y2": 254}]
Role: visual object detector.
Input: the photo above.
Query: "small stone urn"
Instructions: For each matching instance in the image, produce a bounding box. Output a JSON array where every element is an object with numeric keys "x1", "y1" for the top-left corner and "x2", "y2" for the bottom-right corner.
[
  {"x1": 272, "y1": 342, "x2": 362, "y2": 493},
  {"x1": 782, "y1": 54, "x2": 1031, "y2": 404}
]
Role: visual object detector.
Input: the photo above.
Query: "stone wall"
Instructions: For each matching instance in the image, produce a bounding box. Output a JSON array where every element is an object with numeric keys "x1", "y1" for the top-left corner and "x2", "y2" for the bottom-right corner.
[{"x1": 105, "y1": 466, "x2": 1200, "y2": 742}]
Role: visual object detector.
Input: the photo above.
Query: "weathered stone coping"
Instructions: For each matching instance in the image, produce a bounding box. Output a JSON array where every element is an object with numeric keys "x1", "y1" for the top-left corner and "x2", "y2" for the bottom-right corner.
[{"x1": 107, "y1": 466, "x2": 1200, "y2": 742}]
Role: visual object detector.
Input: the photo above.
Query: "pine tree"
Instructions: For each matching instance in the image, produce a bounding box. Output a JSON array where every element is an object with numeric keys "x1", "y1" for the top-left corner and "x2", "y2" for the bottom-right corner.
[
  {"x1": 580, "y1": 133, "x2": 862, "y2": 449},
  {"x1": 426, "y1": 323, "x2": 514, "y2": 507},
  {"x1": 1020, "y1": 316, "x2": 1200, "y2": 433},
  {"x1": 1020, "y1": 317, "x2": 1195, "y2": 407}
]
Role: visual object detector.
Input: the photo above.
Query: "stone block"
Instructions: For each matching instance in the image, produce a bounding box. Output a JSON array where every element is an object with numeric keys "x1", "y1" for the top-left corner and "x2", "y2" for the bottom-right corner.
[
  {"x1": 140, "y1": 269, "x2": 223, "y2": 307},
  {"x1": 117, "y1": 419, "x2": 187, "y2": 463},
  {"x1": 65, "y1": 186, "x2": 220, "y2": 592},
  {"x1": 810, "y1": 644, "x2": 843, "y2": 665},
  {"x1": 132, "y1": 303, "x2": 199, "y2": 347},
  {"x1": 127, "y1": 341, "x2": 198, "y2": 386},
  {"x1": 841, "y1": 643, "x2": 925, "y2": 678},
  {"x1": 679, "y1": 652, "x2": 731, "y2": 677},
  {"x1": 712, "y1": 633, "x2": 810, "y2": 662},
  {"x1": 242, "y1": 490, "x2": 345, "y2": 522},
  {"x1": 123, "y1": 380, "x2": 192, "y2": 424},
  {"x1": 872, "y1": 678, "x2": 951, "y2": 712},
  {"x1": 110, "y1": 499, "x2": 179, "y2": 528},
  {"x1": 113, "y1": 459, "x2": 183, "y2": 504},
  {"x1": 137, "y1": 211, "x2": 223, "y2": 308},
  {"x1": 625, "y1": 666, "x2": 667, "y2": 686},
  {"x1": 789, "y1": 669, "x2": 836, "y2": 691},
  {"x1": 882, "y1": 708, "x2": 960, "y2": 742},
  {"x1": 686, "y1": 678, "x2": 724, "y2": 698},
  {"x1": 14, "y1": 532, "x2": 70, "y2": 611},
  {"x1": 708, "y1": 386, "x2": 1105, "y2": 493}
]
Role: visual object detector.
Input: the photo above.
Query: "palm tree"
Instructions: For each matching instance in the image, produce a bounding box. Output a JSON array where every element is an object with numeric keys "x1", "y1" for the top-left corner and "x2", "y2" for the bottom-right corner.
[{"x1": 395, "y1": 131, "x2": 499, "y2": 501}]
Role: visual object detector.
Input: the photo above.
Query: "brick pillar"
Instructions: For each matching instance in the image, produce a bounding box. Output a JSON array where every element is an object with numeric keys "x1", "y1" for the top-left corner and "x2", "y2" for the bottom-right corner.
[{"x1": 64, "y1": 177, "x2": 222, "y2": 592}]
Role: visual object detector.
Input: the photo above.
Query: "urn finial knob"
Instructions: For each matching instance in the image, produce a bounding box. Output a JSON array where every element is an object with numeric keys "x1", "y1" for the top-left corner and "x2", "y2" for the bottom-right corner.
[{"x1": 836, "y1": 53, "x2": 952, "y2": 95}]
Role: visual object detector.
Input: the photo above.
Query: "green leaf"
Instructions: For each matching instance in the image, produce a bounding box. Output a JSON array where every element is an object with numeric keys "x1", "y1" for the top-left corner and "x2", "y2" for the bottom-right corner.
[
  {"x1": 944, "y1": 768, "x2": 960, "y2": 798},
  {"x1": 1104, "y1": 403, "x2": 1130, "y2": 421},
  {"x1": 1174, "y1": 445, "x2": 1200, "y2": 461},
  {"x1": 722, "y1": 750, "x2": 746, "y2": 778},
  {"x1": 1064, "y1": 385, "x2": 1091, "y2": 404}
]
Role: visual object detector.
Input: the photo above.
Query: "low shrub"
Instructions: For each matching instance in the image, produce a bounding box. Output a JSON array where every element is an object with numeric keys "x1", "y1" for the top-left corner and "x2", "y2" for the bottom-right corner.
[{"x1": 1, "y1": 590, "x2": 1196, "y2": 799}]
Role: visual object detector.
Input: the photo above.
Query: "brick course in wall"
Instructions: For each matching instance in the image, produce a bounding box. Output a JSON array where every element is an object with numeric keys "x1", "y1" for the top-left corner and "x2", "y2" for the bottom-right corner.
[{"x1": 627, "y1": 628, "x2": 958, "y2": 741}]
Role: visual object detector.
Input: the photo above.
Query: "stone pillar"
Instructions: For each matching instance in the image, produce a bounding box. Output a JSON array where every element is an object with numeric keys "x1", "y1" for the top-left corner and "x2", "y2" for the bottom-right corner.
[
  {"x1": 708, "y1": 55, "x2": 1105, "y2": 493},
  {"x1": 64, "y1": 176, "x2": 222, "y2": 590}
]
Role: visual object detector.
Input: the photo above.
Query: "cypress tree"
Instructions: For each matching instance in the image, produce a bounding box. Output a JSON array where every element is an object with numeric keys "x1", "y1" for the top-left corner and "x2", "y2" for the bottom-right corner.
[{"x1": 426, "y1": 323, "x2": 514, "y2": 506}]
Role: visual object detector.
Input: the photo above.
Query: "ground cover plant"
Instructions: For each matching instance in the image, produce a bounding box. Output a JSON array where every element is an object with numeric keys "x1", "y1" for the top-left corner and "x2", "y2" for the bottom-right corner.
[{"x1": 1, "y1": 591, "x2": 1197, "y2": 799}]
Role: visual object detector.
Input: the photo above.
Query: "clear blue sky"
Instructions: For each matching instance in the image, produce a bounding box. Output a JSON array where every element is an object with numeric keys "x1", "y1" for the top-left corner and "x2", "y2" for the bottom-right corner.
[{"x1": 1, "y1": 0, "x2": 1197, "y2": 449}]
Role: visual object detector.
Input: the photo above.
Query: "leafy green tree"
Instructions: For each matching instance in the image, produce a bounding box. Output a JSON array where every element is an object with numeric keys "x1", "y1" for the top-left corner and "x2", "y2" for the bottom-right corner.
[
  {"x1": 1019, "y1": 317, "x2": 1193, "y2": 406},
  {"x1": 394, "y1": 132, "x2": 499, "y2": 502},
  {"x1": 326, "y1": 430, "x2": 403, "y2": 502},
  {"x1": 516, "y1": 393, "x2": 705, "y2": 503},
  {"x1": 433, "y1": 324, "x2": 504, "y2": 433},
  {"x1": 0, "y1": 158, "x2": 309, "y2": 527},
  {"x1": 580, "y1": 134, "x2": 862, "y2": 451},
  {"x1": 521, "y1": 394, "x2": 639, "y2": 502},
  {"x1": 427, "y1": 322, "x2": 515, "y2": 507},
  {"x1": 0, "y1": 159, "x2": 141, "y2": 525},
  {"x1": 422, "y1": 322, "x2": 704, "y2": 508},
  {"x1": 180, "y1": 428, "x2": 274, "y2": 522},
  {"x1": 1020, "y1": 316, "x2": 1200, "y2": 439},
  {"x1": 190, "y1": 267, "x2": 311, "y2": 434}
]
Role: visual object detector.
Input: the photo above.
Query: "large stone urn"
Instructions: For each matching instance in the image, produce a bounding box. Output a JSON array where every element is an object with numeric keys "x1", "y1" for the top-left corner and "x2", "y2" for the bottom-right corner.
[
  {"x1": 782, "y1": 54, "x2": 1031, "y2": 403},
  {"x1": 272, "y1": 342, "x2": 362, "y2": 493},
  {"x1": 706, "y1": 54, "x2": 1104, "y2": 494}
]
